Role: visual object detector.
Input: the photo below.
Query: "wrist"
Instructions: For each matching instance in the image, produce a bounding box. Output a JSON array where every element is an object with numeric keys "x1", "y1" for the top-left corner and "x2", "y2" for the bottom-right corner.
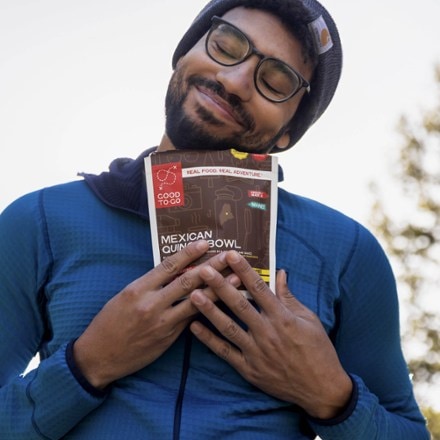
[
  {"x1": 309, "y1": 374, "x2": 358, "y2": 426},
  {"x1": 66, "y1": 340, "x2": 111, "y2": 397},
  {"x1": 71, "y1": 337, "x2": 113, "y2": 391},
  {"x1": 305, "y1": 372, "x2": 353, "y2": 420}
]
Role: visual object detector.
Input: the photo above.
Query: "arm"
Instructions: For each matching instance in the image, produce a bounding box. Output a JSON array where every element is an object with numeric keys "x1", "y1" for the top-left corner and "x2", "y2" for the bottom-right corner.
[
  {"x1": 189, "y1": 232, "x2": 430, "y2": 439},
  {"x1": 0, "y1": 193, "x2": 106, "y2": 439},
  {"x1": 310, "y1": 225, "x2": 429, "y2": 439},
  {"x1": 0, "y1": 192, "x2": 225, "y2": 438}
]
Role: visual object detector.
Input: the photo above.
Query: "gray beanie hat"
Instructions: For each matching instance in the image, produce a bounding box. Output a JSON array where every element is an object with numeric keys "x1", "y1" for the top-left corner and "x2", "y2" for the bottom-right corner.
[{"x1": 171, "y1": 0, "x2": 342, "y2": 152}]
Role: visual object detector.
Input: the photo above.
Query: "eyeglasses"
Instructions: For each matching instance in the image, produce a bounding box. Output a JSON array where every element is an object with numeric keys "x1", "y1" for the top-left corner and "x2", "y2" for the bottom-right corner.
[{"x1": 205, "y1": 16, "x2": 311, "y2": 103}]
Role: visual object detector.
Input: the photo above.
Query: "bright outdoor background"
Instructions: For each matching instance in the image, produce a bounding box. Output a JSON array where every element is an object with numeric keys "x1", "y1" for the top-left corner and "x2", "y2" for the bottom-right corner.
[{"x1": 1, "y1": 0, "x2": 439, "y2": 221}]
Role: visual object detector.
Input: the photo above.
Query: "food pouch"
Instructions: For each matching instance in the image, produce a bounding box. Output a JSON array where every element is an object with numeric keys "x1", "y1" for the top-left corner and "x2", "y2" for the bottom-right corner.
[{"x1": 145, "y1": 149, "x2": 278, "y2": 294}]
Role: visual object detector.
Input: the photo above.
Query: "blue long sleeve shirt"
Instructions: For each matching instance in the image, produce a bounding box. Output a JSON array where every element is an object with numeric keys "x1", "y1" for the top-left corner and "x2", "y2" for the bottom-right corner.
[{"x1": 0, "y1": 150, "x2": 429, "y2": 439}]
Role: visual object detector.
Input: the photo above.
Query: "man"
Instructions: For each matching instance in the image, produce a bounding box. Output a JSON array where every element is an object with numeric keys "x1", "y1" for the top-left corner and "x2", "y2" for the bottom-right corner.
[{"x1": 0, "y1": 0, "x2": 430, "y2": 438}]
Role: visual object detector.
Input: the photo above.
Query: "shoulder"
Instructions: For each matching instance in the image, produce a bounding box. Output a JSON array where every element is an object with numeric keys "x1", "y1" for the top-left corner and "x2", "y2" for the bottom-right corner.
[
  {"x1": 277, "y1": 187, "x2": 387, "y2": 271},
  {"x1": 1, "y1": 180, "x2": 94, "y2": 232},
  {"x1": 2, "y1": 180, "x2": 90, "y2": 212},
  {"x1": 278, "y1": 186, "x2": 358, "y2": 233}
]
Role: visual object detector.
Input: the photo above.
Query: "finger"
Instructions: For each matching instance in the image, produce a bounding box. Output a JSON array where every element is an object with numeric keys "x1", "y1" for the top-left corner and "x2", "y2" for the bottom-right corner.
[
  {"x1": 164, "y1": 286, "x2": 215, "y2": 326},
  {"x1": 224, "y1": 251, "x2": 279, "y2": 312},
  {"x1": 190, "y1": 321, "x2": 244, "y2": 368},
  {"x1": 169, "y1": 269, "x2": 242, "y2": 325},
  {"x1": 188, "y1": 271, "x2": 242, "y2": 303},
  {"x1": 130, "y1": 240, "x2": 209, "y2": 295},
  {"x1": 275, "y1": 269, "x2": 296, "y2": 304},
  {"x1": 195, "y1": 265, "x2": 261, "y2": 324},
  {"x1": 275, "y1": 269, "x2": 318, "y2": 320},
  {"x1": 160, "y1": 250, "x2": 230, "y2": 305},
  {"x1": 190, "y1": 279, "x2": 252, "y2": 351},
  {"x1": 154, "y1": 240, "x2": 211, "y2": 285}
]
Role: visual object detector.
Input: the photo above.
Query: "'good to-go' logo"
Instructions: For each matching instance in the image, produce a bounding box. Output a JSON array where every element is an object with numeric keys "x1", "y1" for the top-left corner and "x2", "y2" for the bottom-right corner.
[{"x1": 152, "y1": 161, "x2": 184, "y2": 209}]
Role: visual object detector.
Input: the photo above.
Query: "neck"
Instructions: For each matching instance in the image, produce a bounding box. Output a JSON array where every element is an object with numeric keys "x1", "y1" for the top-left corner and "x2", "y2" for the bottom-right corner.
[{"x1": 157, "y1": 134, "x2": 177, "y2": 152}]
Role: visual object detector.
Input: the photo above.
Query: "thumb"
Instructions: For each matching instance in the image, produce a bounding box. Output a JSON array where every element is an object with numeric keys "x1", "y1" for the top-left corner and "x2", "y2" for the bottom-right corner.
[{"x1": 275, "y1": 269, "x2": 303, "y2": 309}]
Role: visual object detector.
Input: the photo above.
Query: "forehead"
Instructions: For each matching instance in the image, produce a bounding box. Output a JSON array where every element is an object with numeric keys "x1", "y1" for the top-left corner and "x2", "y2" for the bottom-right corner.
[{"x1": 219, "y1": 7, "x2": 305, "y2": 69}]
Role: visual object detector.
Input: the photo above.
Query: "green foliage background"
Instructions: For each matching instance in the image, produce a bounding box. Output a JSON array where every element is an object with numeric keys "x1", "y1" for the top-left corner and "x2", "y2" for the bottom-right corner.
[{"x1": 369, "y1": 67, "x2": 440, "y2": 439}]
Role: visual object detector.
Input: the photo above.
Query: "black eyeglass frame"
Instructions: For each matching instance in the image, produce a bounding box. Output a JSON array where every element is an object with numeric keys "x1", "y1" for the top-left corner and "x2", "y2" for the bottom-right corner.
[{"x1": 205, "y1": 16, "x2": 311, "y2": 103}]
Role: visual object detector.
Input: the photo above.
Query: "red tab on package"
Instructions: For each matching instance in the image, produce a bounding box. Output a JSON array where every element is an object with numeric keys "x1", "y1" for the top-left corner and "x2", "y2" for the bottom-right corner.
[
  {"x1": 152, "y1": 161, "x2": 184, "y2": 209},
  {"x1": 248, "y1": 190, "x2": 269, "y2": 199}
]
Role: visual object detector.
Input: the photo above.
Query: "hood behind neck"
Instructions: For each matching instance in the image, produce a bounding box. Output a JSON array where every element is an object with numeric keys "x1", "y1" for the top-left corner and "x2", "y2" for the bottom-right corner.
[{"x1": 78, "y1": 147, "x2": 156, "y2": 220}]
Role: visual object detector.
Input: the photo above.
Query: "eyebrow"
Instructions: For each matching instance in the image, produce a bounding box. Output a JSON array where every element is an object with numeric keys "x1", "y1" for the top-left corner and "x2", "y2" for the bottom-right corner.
[{"x1": 223, "y1": 18, "x2": 295, "y2": 70}]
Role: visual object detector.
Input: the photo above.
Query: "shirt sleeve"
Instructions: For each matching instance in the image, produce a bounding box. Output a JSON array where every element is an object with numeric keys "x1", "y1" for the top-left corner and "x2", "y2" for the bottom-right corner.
[
  {"x1": 0, "y1": 192, "x2": 106, "y2": 439},
  {"x1": 310, "y1": 224, "x2": 430, "y2": 439}
]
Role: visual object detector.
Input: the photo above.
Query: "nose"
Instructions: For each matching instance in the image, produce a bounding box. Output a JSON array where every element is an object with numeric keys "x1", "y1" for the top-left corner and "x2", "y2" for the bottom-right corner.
[{"x1": 215, "y1": 59, "x2": 257, "y2": 102}]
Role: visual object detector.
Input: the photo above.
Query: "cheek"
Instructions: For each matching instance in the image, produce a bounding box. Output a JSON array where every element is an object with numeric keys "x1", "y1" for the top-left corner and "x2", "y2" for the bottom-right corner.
[
  {"x1": 175, "y1": 40, "x2": 209, "y2": 71},
  {"x1": 253, "y1": 105, "x2": 294, "y2": 135},
  {"x1": 282, "y1": 95, "x2": 303, "y2": 123},
  {"x1": 263, "y1": 100, "x2": 301, "y2": 138}
]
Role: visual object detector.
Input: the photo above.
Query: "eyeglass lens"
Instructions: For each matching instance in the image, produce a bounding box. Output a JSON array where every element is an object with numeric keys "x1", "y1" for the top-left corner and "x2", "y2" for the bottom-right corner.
[{"x1": 206, "y1": 18, "x2": 306, "y2": 102}]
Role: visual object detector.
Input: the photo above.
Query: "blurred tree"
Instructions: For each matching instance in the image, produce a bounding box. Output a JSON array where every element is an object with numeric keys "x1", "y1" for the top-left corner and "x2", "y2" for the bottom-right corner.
[{"x1": 369, "y1": 66, "x2": 440, "y2": 438}]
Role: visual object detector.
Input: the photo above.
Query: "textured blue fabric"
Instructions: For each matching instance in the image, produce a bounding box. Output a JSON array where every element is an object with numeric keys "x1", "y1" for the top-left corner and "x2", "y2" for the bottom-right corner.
[{"x1": 0, "y1": 159, "x2": 429, "y2": 438}]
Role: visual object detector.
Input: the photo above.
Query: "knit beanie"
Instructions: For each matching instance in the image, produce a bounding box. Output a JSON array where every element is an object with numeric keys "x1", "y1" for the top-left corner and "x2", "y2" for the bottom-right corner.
[{"x1": 171, "y1": 0, "x2": 342, "y2": 152}]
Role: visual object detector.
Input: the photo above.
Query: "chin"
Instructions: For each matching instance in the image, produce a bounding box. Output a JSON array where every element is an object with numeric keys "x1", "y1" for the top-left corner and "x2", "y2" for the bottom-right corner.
[
  {"x1": 166, "y1": 116, "x2": 236, "y2": 152},
  {"x1": 165, "y1": 101, "x2": 275, "y2": 153}
]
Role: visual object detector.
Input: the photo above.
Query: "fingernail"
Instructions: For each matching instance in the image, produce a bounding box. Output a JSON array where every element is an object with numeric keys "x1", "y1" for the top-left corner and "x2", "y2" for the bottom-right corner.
[
  {"x1": 191, "y1": 291, "x2": 206, "y2": 306},
  {"x1": 228, "y1": 251, "x2": 241, "y2": 263},
  {"x1": 190, "y1": 322, "x2": 202, "y2": 335},
  {"x1": 201, "y1": 266, "x2": 215, "y2": 279},
  {"x1": 276, "y1": 269, "x2": 288, "y2": 286},
  {"x1": 228, "y1": 274, "x2": 241, "y2": 287},
  {"x1": 196, "y1": 240, "x2": 209, "y2": 251}
]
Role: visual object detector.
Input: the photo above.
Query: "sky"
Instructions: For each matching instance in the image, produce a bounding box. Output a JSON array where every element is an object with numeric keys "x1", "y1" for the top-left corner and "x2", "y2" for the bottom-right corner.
[
  {"x1": 1, "y1": 0, "x2": 439, "y2": 223},
  {"x1": 1, "y1": 0, "x2": 439, "y2": 408}
]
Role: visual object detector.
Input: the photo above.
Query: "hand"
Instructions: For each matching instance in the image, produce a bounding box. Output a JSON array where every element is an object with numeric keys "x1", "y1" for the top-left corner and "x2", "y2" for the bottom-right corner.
[
  {"x1": 73, "y1": 240, "x2": 228, "y2": 389},
  {"x1": 189, "y1": 251, "x2": 353, "y2": 419}
]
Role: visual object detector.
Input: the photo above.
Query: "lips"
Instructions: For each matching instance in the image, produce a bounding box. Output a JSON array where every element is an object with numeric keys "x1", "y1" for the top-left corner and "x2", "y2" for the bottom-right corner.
[{"x1": 195, "y1": 85, "x2": 247, "y2": 128}]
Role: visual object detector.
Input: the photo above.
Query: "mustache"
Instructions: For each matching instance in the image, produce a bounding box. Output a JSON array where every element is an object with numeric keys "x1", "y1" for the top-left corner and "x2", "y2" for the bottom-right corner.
[{"x1": 188, "y1": 76, "x2": 255, "y2": 131}]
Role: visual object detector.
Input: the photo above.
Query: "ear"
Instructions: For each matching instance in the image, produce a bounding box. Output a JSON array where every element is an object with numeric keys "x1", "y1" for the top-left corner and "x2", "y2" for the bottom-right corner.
[{"x1": 275, "y1": 130, "x2": 291, "y2": 151}]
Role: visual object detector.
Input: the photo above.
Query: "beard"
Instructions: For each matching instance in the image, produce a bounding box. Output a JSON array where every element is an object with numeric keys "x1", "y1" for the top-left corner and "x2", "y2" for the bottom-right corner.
[{"x1": 164, "y1": 69, "x2": 287, "y2": 153}]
